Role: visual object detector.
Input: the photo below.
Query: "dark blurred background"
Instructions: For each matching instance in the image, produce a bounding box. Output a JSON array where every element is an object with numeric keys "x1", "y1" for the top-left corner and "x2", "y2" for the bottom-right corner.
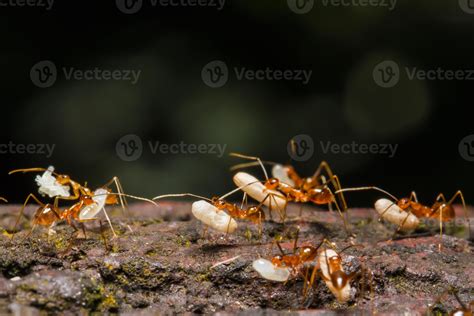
[{"x1": 0, "y1": 0, "x2": 473, "y2": 206}]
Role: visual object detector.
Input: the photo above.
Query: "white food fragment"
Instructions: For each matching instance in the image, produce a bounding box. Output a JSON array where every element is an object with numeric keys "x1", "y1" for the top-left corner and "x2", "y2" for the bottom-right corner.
[
  {"x1": 79, "y1": 188, "x2": 108, "y2": 221},
  {"x1": 374, "y1": 198, "x2": 419, "y2": 231},
  {"x1": 252, "y1": 259, "x2": 290, "y2": 282},
  {"x1": 318, "y1": 249, "x2": 351, "y2": 302},
  {"x1": 271, "y1": 164, "x2": 295, "y2": 187},
  {"x1": 192, "y1": 200, "x2": 237, "y2": 233},
  {"x1": 35, "y1": 166, "x2": 71, "y2": 198},
  {"x1": 232, "y1": 172, "x2": 286, "y2": 211}
]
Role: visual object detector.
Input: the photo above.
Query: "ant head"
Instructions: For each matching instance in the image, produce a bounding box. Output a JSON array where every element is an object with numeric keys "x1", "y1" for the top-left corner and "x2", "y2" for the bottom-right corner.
[
  {"x1": 265, "y1": 178, "x2": 280, "y2": 190},
  {"x1": 398, "y1": 198, "x2": 410, "y2": 209},
  {"x1": 300, "y1": 246, "x2": 317, "y2": 261},
  {"x1": 271, "y1": 255, "x2": 284, "y2": 266},
  {"x1": 55, "y1": 174, "x2": 70, "y2": 184},
  {"x1": 81, "y1": 194, "x2": 94, "y2": 204},
  {"x1": 330, "y1": 270, "x2": 348, "y2": 290},
  {"x1": 248, "y1": 206, "x2": 265, "y2": 221},
  {"x1": 212, "y1": 197, "x2": 226, "y2": 208}
]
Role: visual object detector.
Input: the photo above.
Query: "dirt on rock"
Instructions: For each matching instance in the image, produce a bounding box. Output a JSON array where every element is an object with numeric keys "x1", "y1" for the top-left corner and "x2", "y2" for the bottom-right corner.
[{"x1": 0, "y1": 202, "x2": 472, "y2": 315}]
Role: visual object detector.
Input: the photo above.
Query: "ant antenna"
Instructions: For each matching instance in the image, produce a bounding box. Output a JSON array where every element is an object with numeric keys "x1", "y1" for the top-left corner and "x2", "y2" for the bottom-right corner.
[
  {"x1": 229, "y1": 153, "x2": 269, "y2": 180},
  {"x1": 335, "y1": 186, "x2": 399, "y2": 202},
  {"x1": 230, "y1": 161, "x2": 278, "y2": 172},
  {"x1": 95, "y1": 192, "x2": 159, "y2": 207},
  {"x1": 153, "y1": 193, "x2": 212, "y2": 203}
]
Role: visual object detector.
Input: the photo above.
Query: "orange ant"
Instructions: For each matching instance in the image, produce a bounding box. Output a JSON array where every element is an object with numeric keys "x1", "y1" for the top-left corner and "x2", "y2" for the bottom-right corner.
[
  {"x1": 153, "y1": 181, "x2": 269, "y2": 237},
  {"x1": 336, "y1": 186, "x2": 471, "y2": 250},
  {"x1": 11, "y1": 189, "x2": 154, "y2": 240},
  {"x1": 428, "y1": 286, "x2": 473, "y2": 316},
  {"x1": 9, "y1": 166, "x2": 128, "y2": 215},
  {"x1": 254, "y1": 231, "x2": 367, "y2": 303},
  {"x1": 230, "y1": 153, "x2": 352, "y2": 235}
]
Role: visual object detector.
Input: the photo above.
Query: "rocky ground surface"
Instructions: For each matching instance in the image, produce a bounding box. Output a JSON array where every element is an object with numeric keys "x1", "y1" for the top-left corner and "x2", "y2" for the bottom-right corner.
[{"x1": 0, "y1": 202, "x2": 473, "y2": 315}]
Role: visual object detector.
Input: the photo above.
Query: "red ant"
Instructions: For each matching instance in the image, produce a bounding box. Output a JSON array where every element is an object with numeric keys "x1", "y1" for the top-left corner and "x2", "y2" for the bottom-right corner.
[
  {"x1": 336, "y1": 186, "x2": 471, "y2": 250},
  {"x1": 153, "y1": 181, "x2": 268, "y2": 237},
  {"x1": 230, "y1": 153, "x2": 352, "y2": 235},
  {"x1": 9, "y1": 166, "x2": 129, "y2": 215}
]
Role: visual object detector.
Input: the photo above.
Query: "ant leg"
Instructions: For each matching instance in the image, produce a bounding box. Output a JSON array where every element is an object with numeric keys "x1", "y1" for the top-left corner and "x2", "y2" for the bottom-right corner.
[
  {"x1": 229, "y1": 153, "x2": 269, "y2": 180},
  {"x1": 391, "y1": 211, "x2": 415, "y2": 239},
  {"x1": 409, "y1": 191, "x2": 419, "y2": 203},
  {"x1": 311, "y1": 162, "x2": 348, "y2": 212},
  {"x1": 267, "y1": 192, "x2": 287, "y2": 222},
  {"x1": 25, "y1": 224, "x2": 37, "y2": 239},
  {"x1": 202, "y1": 225, "x2": 208, "y2": 239},
  {"x1": 292, "y1": 227, "x2": 300, "y2": 254},
  {"x1": 305, "y1": 264, "x2": 319, "y2": 301},
  {"x1": 99, "y1": 220, "x2": 109, "y2": 251},
  {"x1": 102, "y1": 176, "x2": 129, "y2": 217},
  {"x1": 81, "y1": 223, "x2": 87, "y2": 239},
  {"x1": 447, "y1": 191, "x2": 471, "y2": 240},
  {"x1": 240, "y1": 192, "x2": 248, "y2": 209},
  {"x1": 327, "y1": 187, "x2": 352, "y2": 237},
  {"x1": 101, "y1": 207, "x2": 118, "y2": 238},
  {"x1": 12, "y1": 194, "x2": 45, "y2": 237}
]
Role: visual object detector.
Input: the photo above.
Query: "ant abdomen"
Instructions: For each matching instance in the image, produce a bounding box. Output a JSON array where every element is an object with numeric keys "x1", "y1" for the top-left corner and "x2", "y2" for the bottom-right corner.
[{"x1": 33, "y1": 205, "x2": 59, "y2": 226}]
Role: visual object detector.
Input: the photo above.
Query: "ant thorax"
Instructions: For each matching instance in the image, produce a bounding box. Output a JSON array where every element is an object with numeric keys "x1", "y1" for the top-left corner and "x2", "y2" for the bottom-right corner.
[{"x1": 35, "y1": 166, "x2": 71, "y2": 198}]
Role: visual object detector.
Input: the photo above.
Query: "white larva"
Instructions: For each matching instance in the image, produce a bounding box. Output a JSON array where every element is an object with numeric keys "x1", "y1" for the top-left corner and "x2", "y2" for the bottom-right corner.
[
  {"x1": 252, "y1": 258, "x2": 290, "y2": 282},
  {"x1": 374, "y1": 198, "x2": 419, "y2": 231},
  {"x1": 271, "y1": 164, "x2": 295, "y2": 187},
  {"x1": 79, "y1": 188, "x2": 109, "y2": 221},
  {"x1": 35, "y1": 166, "x2": 71, "y2": 198},
  {"x1": 232, "y1": 172, "x2": 287, "y2": 212},
  {"x1": 191, "y1": 200, "x2": 238, "y2": 233}
]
